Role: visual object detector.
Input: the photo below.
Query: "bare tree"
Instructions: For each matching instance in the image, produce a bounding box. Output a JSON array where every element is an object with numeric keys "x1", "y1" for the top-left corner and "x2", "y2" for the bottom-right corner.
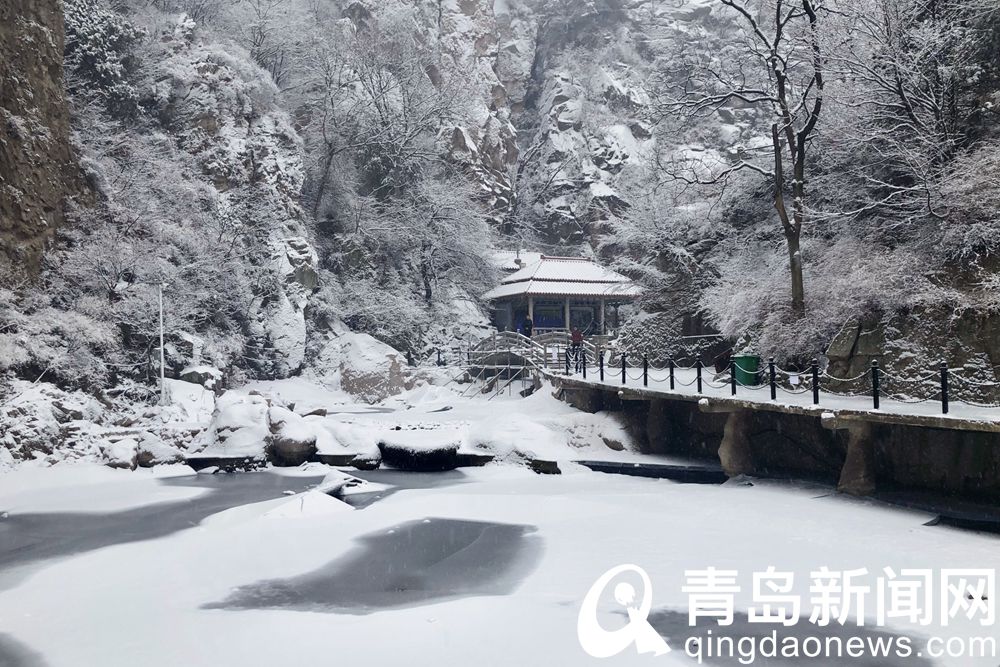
[
  {"x1": 657, "y1": 0, "x2": 829, "y2": 315},
  {"x1": 819, "y1": 0, "x2": 1000, "y2": 228},
  {"x1": 354, "y1": 175, "x2": 496, "y2": 305},
  {"x1": 299, "y1": 13, "x2": 467, "y2": 223}
]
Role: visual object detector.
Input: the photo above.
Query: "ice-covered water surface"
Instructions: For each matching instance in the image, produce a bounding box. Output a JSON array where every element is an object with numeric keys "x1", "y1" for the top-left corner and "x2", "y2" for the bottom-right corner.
[
  {"x1": 0, "y1": 463, "x2": 996, "y2": 667},
  {"x1": 0, "y1": 633, "x2": 46, "y2": 667},
  {"x1": 206, "y1": 518, "x2": 541, "y2": 614},
  {"x1": 0, "y1": 472, "x2": 325, "y2": 589}
]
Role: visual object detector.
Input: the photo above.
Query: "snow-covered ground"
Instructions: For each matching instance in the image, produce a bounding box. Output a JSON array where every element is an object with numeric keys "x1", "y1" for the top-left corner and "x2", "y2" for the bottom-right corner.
[
  {"x1": 235, "y1": 375, "x2": 678, "y2": 466},
  {"x1": 0, "y1": 379, "x2": 996, "y2": 666},
  {"x1": 0, "y1": 461, "x2": 997, "y2": 666}
]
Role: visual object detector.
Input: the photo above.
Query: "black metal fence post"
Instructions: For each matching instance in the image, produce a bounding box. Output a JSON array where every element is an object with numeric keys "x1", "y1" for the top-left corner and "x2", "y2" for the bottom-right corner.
[
  {"x1": 871, "y1": 360, "x2": 880, "y2": 410},
  {"x1": 940, "y1": 363, "x2": 949, "y2": 415},
  {"x1": 730, "y1": 361, "x2": 737, "y2": 396},
  {"x1": 621, "y1": 353, "x2": 627, "y2": 385},
  {"x1": 599, "y1": 349, "x2": 604, "y2": 382},
  {"x1": 582, "y1": 349, "x2": 587, "y2": 379},
  {"x1": 668, "y1": 358, "x2": 675, "y2": 390},
  {"x1": 696, "y1": 360, "x2": 703, "y2": 393},
  {"x1": 768, "y1": 357, "x2": 777, "y2": 401},
  {"x1": 643, "y1": 354, "x2": 649, "y2": 387},
  {"x1": 565, "y1": 347, "x2": 570, "y2": 375},
  {"x1": 811, "y1": 358, "x2": 820, "y2": 405}
]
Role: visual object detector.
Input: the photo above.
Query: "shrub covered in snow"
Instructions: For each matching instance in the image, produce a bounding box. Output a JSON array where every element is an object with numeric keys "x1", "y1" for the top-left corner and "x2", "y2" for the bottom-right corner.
[{"x1": 64, "y1": 0, "x2": 147, "y2": 117}]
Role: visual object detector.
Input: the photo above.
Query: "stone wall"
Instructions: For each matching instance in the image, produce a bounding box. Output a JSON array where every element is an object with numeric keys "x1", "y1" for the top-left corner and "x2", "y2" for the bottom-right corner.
[
  {"x1": 0, "y1": 0, "x2": 76, "y2": 275},
  {"x1": 826, "y1": 310, "x2": 1000, "y2": 406}
]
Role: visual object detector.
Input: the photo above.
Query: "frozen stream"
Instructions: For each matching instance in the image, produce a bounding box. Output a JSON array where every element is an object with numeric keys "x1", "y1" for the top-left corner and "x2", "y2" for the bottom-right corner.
[
  {"x1": 0, "y1": 473, "x2": 324, "y2": 581},
  {"x1": 0, "y1": 463, "x2": 997, "y2": 666}
]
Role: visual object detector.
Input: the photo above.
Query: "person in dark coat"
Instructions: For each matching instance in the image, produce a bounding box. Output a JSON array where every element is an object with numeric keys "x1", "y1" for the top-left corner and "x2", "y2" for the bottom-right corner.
[
  {"x1": 523, "y1": 317, "x2": 533, "y2": 338},
  {"x1": 570, "y1": 327, "x2": 584, "y2": 371}
]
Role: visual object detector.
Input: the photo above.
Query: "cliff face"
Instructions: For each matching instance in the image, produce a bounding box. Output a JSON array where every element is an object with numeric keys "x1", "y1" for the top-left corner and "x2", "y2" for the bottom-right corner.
[
  {"x1": 372, "y1": 0, "x2": 730, "y2": 250},
  {"x1": 0, "y1": 0, "x2": 76, "y2": 275}
]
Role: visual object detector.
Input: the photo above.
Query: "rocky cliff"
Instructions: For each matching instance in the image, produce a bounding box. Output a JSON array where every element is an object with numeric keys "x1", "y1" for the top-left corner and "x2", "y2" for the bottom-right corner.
[
  {"x1": 355, "y1": 0, "x2": 733, "y2": 250},
  {"x1": 0, "y1": 0, "x2": 77, "y2": 275}
]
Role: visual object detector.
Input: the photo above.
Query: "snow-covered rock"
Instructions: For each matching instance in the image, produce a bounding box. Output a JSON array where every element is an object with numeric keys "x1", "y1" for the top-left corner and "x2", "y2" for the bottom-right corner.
[
  {"x1": 320, "y1": 421, "x2": 381, "y2": 469},
  {"x1": 102, "y1": 437, "x2": 138, "y2": 470},
  {"x1": 378, "y1": 430, "x2": 461, "y2": 472},
  {"x1": 310, "y1": 329, "x2": 413, "y2": 404},
  {"x1": 159, "y1": 379, "x2": 216, "y2": 425},
  {"x1": 0, "y1": 381, "x2": 107, "y2": 466},
  {"x1": 309, "y1": 422, "x2": 342, "y2": 455},
  {"x1": 465, "y1": 412, "x2": 564, "y2": 463},
  {"x1": 200, "y1": 488, "x2": 353, "y2": 526},
  {"x1": 313, "y1": 470, "x2": 355, "y2": 496},
  {"x1": 179, "y1": 366, "x2": 223, "y2": 391},
  {"x1": 267, "y1": 406, "x2": 317, "y2": 466},
  {"x1": 195, "y1": 392, "x2": 270, "y2": 462},
  {"x1": 338, "y1": 334, "x2": 410, "y2": 403},
  {"x1": 136, "y1": 431, "x2": 185, "y2": 468}
]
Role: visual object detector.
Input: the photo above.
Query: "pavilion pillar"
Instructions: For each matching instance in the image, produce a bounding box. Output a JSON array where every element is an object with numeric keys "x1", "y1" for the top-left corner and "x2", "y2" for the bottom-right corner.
[
  {"x1": 528, "y1": 296, "x2": 534, "y2": 323},
  {"x1": 599, "y1": 298, "x2": 605, "y2": 335},
  {"x1": 564, "y1": 297, "x2": 571, "y2": 332}
]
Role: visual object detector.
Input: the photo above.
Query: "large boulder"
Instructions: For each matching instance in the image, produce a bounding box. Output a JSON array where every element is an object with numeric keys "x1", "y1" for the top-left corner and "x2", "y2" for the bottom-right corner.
[
  {"x1": 339, "y1": 333, "x2": 410, "y2": 403},
  {"x1": 136, "y1": 431, "x2": 185, "y2": 468},
  {"x1": 102, "y1": 437, "x2": 138, "y2": 470},
  {"x1": 193, "y1": 392, "x2": 271, "y2": 466},
  {"x1": 321, "y1": 421, "x2": 382, "y2": 470},
  {"x1": 378, "y1": 430, "x2": 460, "y2": 472},
  {"x1": 310, "y1": 328, "x2": 413, "y2": 404},
  {"x1": 267, "y1": 406, "x2": 317, "y2": 466}
]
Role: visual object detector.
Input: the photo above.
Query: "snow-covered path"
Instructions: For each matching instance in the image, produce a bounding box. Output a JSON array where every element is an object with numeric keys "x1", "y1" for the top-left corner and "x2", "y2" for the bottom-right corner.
[
  {"x1": 0, "y1": 463, "x2": 996, "y2": 666},
  {"x1": 552, "y1": 367, "x2": 1000, "y2": 428}
]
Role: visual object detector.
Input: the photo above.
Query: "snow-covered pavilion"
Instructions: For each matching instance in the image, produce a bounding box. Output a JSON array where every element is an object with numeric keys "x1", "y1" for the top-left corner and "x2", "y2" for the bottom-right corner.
[{"x1": 484, "y1": 255, "x2": 641, "y2": 336}]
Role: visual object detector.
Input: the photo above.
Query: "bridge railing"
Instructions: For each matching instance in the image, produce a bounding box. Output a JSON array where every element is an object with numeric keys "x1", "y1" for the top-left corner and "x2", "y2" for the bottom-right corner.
[
  {"x1": 467, "y1": 331, "x2": 605, "y2": 369},
  {"x1": 557, "y1": 352, "x2": 1000, "y2": 415}
]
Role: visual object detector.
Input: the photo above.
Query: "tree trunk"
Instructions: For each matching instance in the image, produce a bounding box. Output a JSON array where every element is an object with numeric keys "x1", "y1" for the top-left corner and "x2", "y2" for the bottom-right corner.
[
  {"x1": 420, "y1": 241, "x2": 433, "y2": 304},
  {"x1": 772, "y1": 123, "x2": 806, "y2": 316},
  {"x1": 790, "y1": 135, "x2": 808, "y2": 316},
  {"x1": 311, "y1": 144, "x2": 337, "y2": 220},
  {"x1": 785, "y1": 228, "x2": 805, "y2": 315}
]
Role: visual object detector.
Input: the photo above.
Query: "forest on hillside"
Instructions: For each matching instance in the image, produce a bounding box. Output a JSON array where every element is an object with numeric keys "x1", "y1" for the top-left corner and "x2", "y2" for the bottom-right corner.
[{"x1": 2, "y1": 0, "x2": 1000, "y2": 396}]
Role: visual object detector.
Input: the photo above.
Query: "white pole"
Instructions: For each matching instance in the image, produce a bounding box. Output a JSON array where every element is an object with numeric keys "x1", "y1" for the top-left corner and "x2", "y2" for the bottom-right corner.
[{"x1": 159, "y1": 283, "x2": 166, "y2": 406}]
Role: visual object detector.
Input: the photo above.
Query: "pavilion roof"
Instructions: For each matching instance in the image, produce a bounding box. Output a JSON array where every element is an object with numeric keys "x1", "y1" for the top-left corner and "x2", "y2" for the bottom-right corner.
[{"x1": 483, "y1": 256, "x2": 641, "y2": 300}]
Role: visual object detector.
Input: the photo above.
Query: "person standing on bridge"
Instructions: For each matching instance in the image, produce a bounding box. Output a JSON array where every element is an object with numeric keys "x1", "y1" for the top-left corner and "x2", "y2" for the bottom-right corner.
[
  {"x1": 570, "y1": 327, "x2": 585, "y2": 372},
  {"x1": 523, "y1": 316, "x2": 533, "y2": 338}
]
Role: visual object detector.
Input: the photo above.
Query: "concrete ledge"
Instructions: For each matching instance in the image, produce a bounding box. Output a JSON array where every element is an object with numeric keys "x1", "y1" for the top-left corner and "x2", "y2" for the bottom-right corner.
[{"x1": 545, "y1": 371, "x2": 1000, "y2": 434}]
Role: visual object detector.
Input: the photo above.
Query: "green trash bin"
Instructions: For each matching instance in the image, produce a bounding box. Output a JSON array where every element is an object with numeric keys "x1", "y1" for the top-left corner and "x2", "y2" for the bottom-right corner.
[{"x1": 732, "y1": 354, "x2": 761, "y2": 386}]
